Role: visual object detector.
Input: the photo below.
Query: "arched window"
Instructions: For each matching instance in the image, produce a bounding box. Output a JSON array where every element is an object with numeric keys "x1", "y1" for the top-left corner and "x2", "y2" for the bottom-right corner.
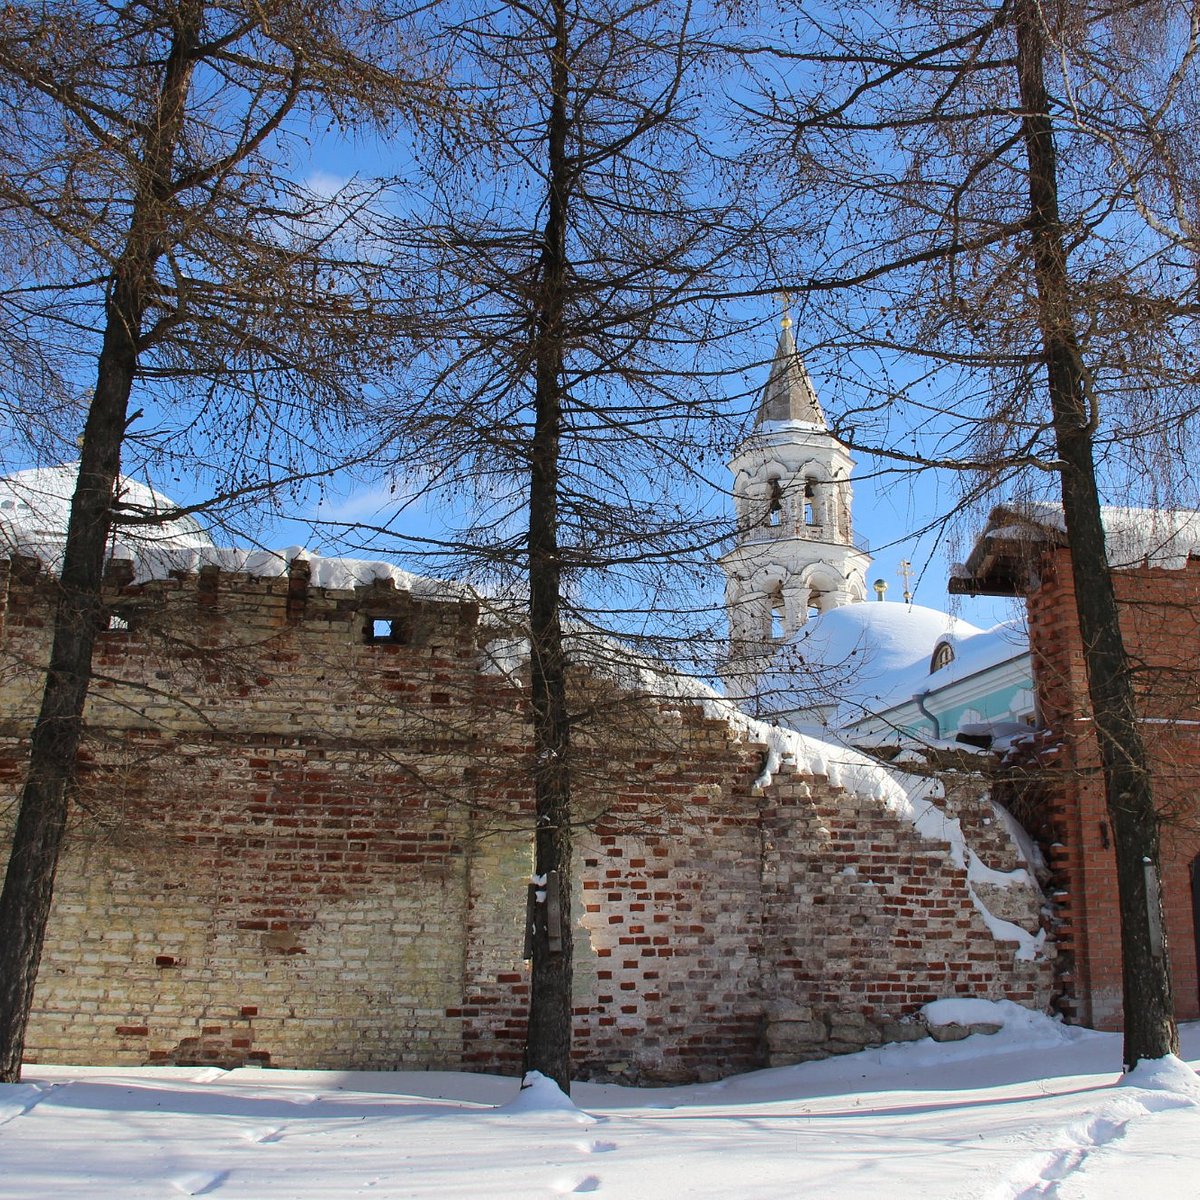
[
  {"x1": 803, "y1": 478, "x2": 817, "y2": 526},
  {"x1": 767, "y1": 478, "x2": 783, "y2": 526},
  {"x1": 930, "y1": 641, "x2": 955, "y2": 673},
  {"x1": 770, "y1": 584, "x2": 786, "y2": 638}
]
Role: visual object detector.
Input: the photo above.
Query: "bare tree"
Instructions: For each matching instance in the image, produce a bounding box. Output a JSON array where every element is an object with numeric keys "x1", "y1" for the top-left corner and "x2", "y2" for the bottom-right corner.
[
  {"x1": 338, "y1": 0, "x2": 791, "y2": 1091},
  {"x1": 0, "y1": 0, "x2": 443, "y2": 1081},
  {"x1": 750, "y1": 0, "x2": 1200, "y2": 1065}
]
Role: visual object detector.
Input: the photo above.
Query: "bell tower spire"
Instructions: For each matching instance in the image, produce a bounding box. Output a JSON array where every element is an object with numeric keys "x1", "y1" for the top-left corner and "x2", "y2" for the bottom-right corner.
[
  {"x1": 757, "y1": 312, "x2": 826, "y2": 427},
  {"x1": 720, "y1": 314, "x2": 871, "y2": 701}
]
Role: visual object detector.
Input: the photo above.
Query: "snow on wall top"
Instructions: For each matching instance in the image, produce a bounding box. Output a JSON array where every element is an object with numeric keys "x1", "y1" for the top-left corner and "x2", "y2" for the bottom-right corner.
[
  {"x1": 0, "y1": 463, "x2": 454, "y2": 598},
  {"x1": 119, "y1": 544, "x2": 453, "y2": 596},
  {"x1": 485, "y1": 627, "x2": 1046, "y2": 962},
  {"x1": 488, "y1": 623, "x2": 934, "y2": 815}
]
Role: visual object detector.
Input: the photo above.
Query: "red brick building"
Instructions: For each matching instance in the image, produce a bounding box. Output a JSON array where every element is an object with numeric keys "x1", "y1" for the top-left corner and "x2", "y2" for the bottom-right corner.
[{"x1": 952, "y1": 503, "x2": 1200, "y2": 1029}]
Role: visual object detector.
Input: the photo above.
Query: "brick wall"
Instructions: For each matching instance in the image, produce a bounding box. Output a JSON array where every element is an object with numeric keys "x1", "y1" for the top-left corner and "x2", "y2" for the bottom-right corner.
[
  {"x1": 1026, "y1": 546, "x2": 1200, "y2": 1027},
  {"x1": 0, "y1": 554, "x2": 1054, "y2": 1082}
]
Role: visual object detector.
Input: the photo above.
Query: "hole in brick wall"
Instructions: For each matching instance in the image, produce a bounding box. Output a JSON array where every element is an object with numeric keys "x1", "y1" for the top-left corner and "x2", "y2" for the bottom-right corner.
[
  {"x1": 365, "y1": 615, "x2": 413, "y2": 644},
  {"x1": 364, "y1": 611, "x2": 435, "y2": 646},
  {"x1": 105, "y1": 612, "x2": 131, "y2": 632}
]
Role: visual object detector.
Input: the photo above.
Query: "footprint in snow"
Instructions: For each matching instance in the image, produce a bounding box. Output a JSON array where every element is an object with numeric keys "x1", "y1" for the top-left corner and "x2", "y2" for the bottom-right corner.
[
  {"x1": 189, "y1": 1068, "x2": 229, "y2": 1084},
  {"x1": 0, "y1": 1083, "x2": 52, "y2": 1128},
  {"x1": 243, "y1": 1126, "x2": 284, "y2": 1143},
  {"x1": 577, "y1": 1139, "x2": 617, "y2": 1154},
  {"x1": 170, "y1": 1169, "x2": 229, "y2": 1196},
  {"x1": 551, "y1": 1174, "x2": 601, "y2": 1194},
  {"x1": 1008, "y1": 1111, "x2": 1133, "y2": 1198}
]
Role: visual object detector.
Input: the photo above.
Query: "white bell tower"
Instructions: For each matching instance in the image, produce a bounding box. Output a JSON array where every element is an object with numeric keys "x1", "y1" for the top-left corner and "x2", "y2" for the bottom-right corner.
[{"x1": 720, "y1": 316, "x2": 870, "y2": 700}]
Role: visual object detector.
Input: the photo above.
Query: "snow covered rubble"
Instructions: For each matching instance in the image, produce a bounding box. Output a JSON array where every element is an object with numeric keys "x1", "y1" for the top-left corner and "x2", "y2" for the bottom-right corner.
[{"x1": 1, "y1": 1008, "x2": 1197, "y2": 1199}]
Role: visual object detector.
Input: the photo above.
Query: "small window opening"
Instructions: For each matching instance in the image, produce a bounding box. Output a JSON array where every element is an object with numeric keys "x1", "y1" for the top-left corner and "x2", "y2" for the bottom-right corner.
[
  {"x1": 366, "y1": 615, "x2": 412, "y2": 644},
  {"x1": 767, "y1": 478, "x2": 783, "y2": 526},
  {"x1": 0, "y1": 499, "x2": 14, "y2": 511},
  {"x1": 106, "y1": 613, "x2": 130, "y2": 632},
  {"x1": 771, "y1": 605, "x2": 786, "y2": 639}
]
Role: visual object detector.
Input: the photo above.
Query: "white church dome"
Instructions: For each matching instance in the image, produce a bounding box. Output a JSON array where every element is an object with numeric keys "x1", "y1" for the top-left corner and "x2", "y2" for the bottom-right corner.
[
  {"x1": 0, "y1": 462, "x2": 213, "y2": 569},
  {"x1": 750, "y1": 600, "x2": 985, "y2": 729}
]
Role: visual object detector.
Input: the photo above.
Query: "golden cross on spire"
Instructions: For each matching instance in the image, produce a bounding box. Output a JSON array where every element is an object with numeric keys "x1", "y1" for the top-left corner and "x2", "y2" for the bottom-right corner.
[
  {"x1": 776, "y1": 289, "x2": 793, "y2": 331},
  {"x1": 898, "y1": 559, "x2": 913, "y2": 605}
]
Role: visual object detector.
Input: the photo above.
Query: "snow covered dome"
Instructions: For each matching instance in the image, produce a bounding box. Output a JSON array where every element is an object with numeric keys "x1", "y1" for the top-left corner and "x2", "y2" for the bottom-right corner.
[
  {"x1": 751, "y1": 600, "x2": 985, "y2": 729},
  {"x1": 0, "y1": 462, "x2": 213, "y2": 569}
]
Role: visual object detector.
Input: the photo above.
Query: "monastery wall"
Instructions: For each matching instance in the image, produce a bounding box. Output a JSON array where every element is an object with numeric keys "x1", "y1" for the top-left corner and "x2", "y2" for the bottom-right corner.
[{"x1": 0, "y1": 554, "x2": 1053, "y2": 1082}]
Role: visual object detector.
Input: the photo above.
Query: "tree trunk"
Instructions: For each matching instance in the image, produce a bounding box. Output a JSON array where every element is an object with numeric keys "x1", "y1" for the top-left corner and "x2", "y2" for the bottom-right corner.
[
  {"x1": 1012, "y1": 0, "x2": 1178, "y2": 1068},
  {"x1": 0, "y1": 1, "x2": 202, "y2": 1083},
  {"x1": 521, "y1": 0, "x2": 575, "y2": 1095}
]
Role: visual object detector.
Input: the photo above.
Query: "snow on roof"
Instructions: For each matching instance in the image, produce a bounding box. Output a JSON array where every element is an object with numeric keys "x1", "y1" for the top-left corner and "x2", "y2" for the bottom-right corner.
[
  {"x1": 755, "y1": 418, "x2": 828, "y2": 436},
  {"x1": 933, "y1": 619, "x2": 1026, "y2": 680},
  {"x1": 754, "y1": 601, "x2": 987, "y2": 724},
  {"x1": 0, "y1": 463, "x2": 453, "y2": 598},
  {"x1": 994, "y1": 501, "x2": 1200, "y2": 571},
  {"x1": 860, "y1": 618, "x2": 1029, "y2": 721},
  {"x1": 0, "y1": 463, "x2": 213, "y2": 566}
]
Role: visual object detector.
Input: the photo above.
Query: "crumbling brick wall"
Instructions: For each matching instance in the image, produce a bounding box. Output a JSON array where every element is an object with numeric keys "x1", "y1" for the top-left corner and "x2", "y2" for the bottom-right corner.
[{"x1": 0, "y1": 554, "x2": 1054, "y2": 1081}]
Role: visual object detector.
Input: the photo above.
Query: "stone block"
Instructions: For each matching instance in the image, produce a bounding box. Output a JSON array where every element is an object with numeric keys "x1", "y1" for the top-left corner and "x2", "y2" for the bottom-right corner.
[
  {"x1": 766, "y1": 1019, "x2": 828, "y2": 1049},
  {"x1": 926, "y1": 1022, "x2": 971, "y2": 1042},
  {"x1": 880, "y1": 1019, "x2": 927, "y2": 1044}
]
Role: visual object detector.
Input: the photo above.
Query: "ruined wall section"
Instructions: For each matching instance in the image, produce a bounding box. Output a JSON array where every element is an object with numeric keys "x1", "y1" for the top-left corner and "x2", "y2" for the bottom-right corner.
[
  {"x1": 760, "y1": 772, "x2": 1050, "y2": 1065},
  {"x1": 0, "y1": 555, "x2": 493, "y2": 1070},
  {"x1": 0, "y1": 554, "x2": 1055, "y2": 1081},
  {"x1": 570, "y1": 710, "x2": 769, "y2": 1083},
  {"x1": 451, "y1": 695, "x2": 774, "y2": 1085}
]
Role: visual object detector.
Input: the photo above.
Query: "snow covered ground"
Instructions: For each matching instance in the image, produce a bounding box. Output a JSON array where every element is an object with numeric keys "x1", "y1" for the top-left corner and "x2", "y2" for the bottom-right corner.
[{"x1": 2, "y1": 1005, "x2": 1198, "y2": 1199}]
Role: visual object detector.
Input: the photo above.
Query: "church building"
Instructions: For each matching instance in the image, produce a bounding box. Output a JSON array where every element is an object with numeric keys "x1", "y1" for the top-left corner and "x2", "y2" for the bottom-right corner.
[
  {"x1": 720, "y1": 318, "x2": 1034, "y2": 743},
  {"x1": 720, "y1": 314, "x2": 869, "y2": 705}
]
